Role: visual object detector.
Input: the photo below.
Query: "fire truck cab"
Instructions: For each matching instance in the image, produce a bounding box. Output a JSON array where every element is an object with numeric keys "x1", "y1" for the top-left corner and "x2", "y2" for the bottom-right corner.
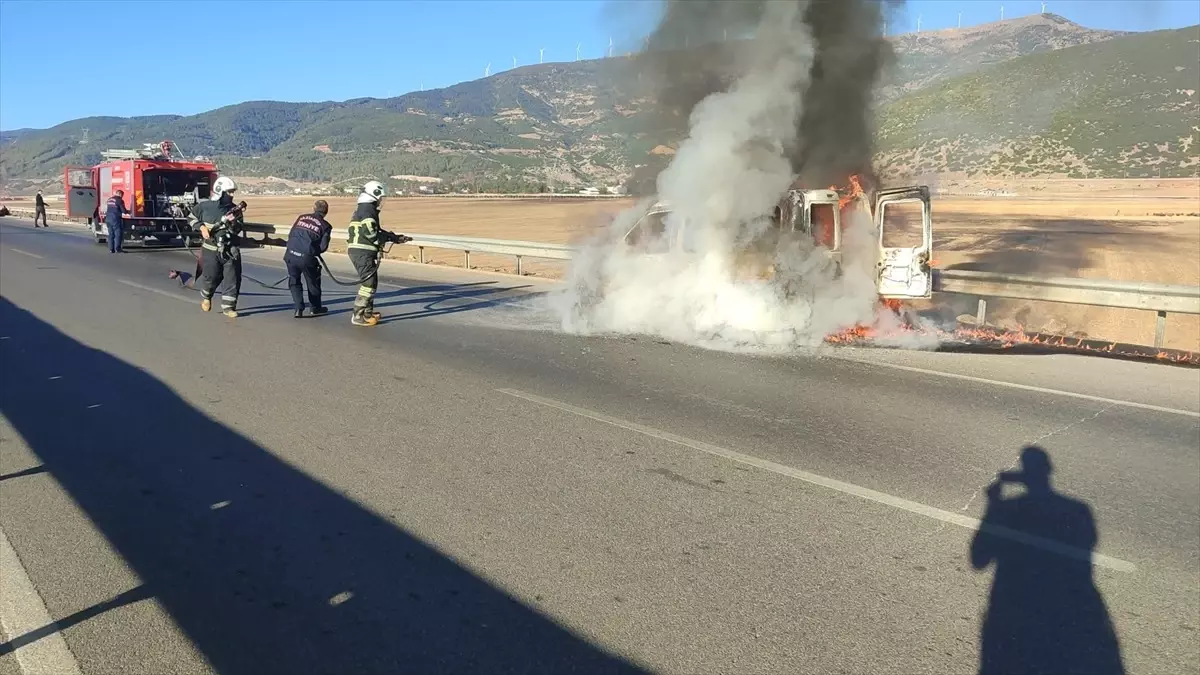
[
  {"x1": 622, "y1": 185, "x2": 933, "y2": 299},
  {"x1": 63, "y1": 140, "x2": 218, "y2": 248}
]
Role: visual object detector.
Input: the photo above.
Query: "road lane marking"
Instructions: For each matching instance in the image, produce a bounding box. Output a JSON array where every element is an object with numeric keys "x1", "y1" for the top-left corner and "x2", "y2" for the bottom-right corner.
[
  {"x1": 7, "y1": 249, "x2": 44, "y2": 260},
  {"x1": 830, "y1": 356, "x2": 1200, "y2": 419},
  {"x1": 0, "y1": 525, "x2": 83, "y2": 674},
  {"x1": 117, "y1": 279, "x2": 192, "y2": 304},
  {"x1": 498, "y1": 387, "x2": 1139, "y2": 574}
]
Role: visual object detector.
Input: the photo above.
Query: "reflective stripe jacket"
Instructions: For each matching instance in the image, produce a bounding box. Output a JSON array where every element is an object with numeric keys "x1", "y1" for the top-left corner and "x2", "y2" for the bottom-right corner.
[
  {"x1": 189, "y1": 198, "x2": 242, "y2": 251},
  {"x1": 347, "y1": 201, "x2": 388, "y2": 252}
]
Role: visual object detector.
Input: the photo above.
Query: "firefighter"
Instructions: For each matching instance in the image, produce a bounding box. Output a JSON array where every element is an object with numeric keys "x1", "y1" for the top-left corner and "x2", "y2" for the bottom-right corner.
[
  {"x1": 284, "y1": 199, "x2": 333, "y2": 318},
  {"x1": 33, "y1": 190, "x2": 48, "y2": 227},
  {"x1": 189, "y1": 176, "x2": 244, "y2": 317},
  {"x1": 346, "y1": 180, "x2": 411, "y2": 326},
  {"x1": 105, "y1": 190, "x2": 129, "y2": 253}
]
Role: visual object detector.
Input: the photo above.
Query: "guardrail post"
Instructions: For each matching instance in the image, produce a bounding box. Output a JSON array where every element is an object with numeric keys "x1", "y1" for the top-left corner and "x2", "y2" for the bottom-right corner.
[
  {"x1": 1154, "y1": 311, "x2": 1167, "y2": 349},
  {"x1": 418, "y1": 246, "x2": 425, "y2": 264},
  {"x1": 464, "y1": 250, "x2": 471, "y2": 269},
  {"x1": 976, "y1": 298, "x2": 987, "y2": 325},
  {"x1": 516, "y1": 255, "x2": 523, "y2": 276}
]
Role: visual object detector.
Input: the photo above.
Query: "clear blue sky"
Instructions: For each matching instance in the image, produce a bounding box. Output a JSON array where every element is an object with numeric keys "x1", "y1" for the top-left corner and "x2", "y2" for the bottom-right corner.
[{"x1": 1, "y1": 0, "x2": 1196, "y2": 131}]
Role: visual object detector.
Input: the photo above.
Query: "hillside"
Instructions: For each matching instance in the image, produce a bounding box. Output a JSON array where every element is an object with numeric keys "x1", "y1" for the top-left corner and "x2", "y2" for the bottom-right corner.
[
  {"x1": 880, "y1": 12, "x2": 1127, "y2": 100},
  {"x1": 876, "y1": 24, "x2": 1200, "y2": 180},
  {"x1": 2, "y1": 14, "x2": 1194, "y2": 189}
]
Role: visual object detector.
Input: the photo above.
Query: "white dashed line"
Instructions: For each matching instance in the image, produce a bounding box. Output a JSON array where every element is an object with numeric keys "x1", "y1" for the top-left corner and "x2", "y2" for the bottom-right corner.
[
  {"x1": 47, "y1": 377, "x2": 61, "y2": 381},
  {"x1": 830, "y1": 356, "x2": 1200, "y2": 419},
  {"x1": 499, "y1": 387, "x2": 1138, "y2": 574},
  {"x1": 7, "y1": 249, "x2": 44, "y2": 260},
  {"x1": 86, "y1": 404, "x2": 102, "y2": 410},
  {"x1": 116, "y1": 279, "x2": 192, "y2": 304}
]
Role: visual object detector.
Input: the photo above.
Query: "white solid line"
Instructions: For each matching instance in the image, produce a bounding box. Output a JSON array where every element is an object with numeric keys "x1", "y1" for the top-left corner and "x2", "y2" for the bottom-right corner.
[
  {"x1": 831, "y1": 355, "x2": 1200, "y2": 419},
  {"x1": 116, "y1": 279, "x2": 192, "y2": 304},
  {"x1": 498, "y1": 387, "x2": 1139, "y2": 574},
  {"x1": 7, "y1": 249, "x2": 44, "y2": 260},
  {"x1": 0, "y1": 526, "x2": 83, "y2": 675}
]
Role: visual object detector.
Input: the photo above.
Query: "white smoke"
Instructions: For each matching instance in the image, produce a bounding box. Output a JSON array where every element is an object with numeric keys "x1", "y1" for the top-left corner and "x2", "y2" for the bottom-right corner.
[{"x1": 543, "y1": 0, "x2": 932, "y2": 352}]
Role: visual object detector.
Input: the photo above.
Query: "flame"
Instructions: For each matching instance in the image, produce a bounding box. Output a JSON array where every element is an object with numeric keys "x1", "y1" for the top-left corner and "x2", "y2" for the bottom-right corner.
[
  {"x1": 835, "y1": 174, "x2": 865, "y2": 211},
  {"x1": 823, "y1": 301, "x2": 1199, "y2": 365}
]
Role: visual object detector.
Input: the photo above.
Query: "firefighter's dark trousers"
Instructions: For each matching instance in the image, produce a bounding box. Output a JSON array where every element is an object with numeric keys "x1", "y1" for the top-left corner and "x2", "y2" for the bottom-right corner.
[
  {"x1": 107, "y1": 222, "x2": 123, "y2": 252},
  {"x1": 348, "y1": 248, "x2": 379, "y2": 315},
  {"x1": 286, "y1": 257, "x2": 323, "y2": 312},
  {"x1": 199, "y1": 246, "x2": 242, "y2": 312},
  {"x1": 34, "y1": 207, "x2": 47, "y2": 227}
]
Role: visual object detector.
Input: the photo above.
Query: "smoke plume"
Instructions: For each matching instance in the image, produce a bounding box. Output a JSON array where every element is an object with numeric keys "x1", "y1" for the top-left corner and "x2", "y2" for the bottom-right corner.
[{"x1": 545, "y1": 0, "x2": 930, "y2": 351}]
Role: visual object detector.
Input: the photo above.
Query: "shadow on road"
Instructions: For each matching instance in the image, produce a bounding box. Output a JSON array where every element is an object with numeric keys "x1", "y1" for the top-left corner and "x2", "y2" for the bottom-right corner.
[
  {"x1": 0, "y1": 586, "x2": 153, "y2": 658},
  {"x1": 234, "y1": 280, "x2": 537, "y2": 321},
  {"x1": 0, "y1": 296, "x2": 644, "y2": 675},
  {"x1": 970, "y1": 446, "x2": 1125, "y2": 675}
]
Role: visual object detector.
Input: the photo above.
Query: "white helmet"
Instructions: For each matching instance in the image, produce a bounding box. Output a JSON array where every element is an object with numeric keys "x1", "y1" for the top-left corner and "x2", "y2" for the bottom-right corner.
[
  {"x1": 358, "y1": 180, "x2": 386, "y2": 204},
  {"x1": 212, "y1": 176, "x2": 238, "y2": 200}
]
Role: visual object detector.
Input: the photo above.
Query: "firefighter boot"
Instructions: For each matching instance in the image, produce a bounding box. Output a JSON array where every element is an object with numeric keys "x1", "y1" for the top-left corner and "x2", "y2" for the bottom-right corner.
[
  {"x1": 223, "y1": 308, "x2": 239, "y2": 318},
  {"x1": 351, "y1": 309, "x2": 378, "y2": 327},
  {"x1": 201, "y1": 298, "x2": 211, "y2": 312}
]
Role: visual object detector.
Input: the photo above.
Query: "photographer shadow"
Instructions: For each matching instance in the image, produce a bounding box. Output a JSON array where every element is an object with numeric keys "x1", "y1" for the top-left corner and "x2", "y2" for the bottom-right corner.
[{"x1": 971, "y1": 446, "x2": 1125, "y2": 675}]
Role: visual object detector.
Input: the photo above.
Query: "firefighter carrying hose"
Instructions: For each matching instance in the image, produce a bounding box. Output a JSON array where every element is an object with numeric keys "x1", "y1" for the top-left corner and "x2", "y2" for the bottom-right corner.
[
  {"x1": 284, "y1": 200, "x2": 332, "y2": 318},
  {"x1": 346, "y1": 180, "x2": 411, "y2": 326},
  {"x1": 190, "y1": 176, "x2": 245, "y2": 317}
]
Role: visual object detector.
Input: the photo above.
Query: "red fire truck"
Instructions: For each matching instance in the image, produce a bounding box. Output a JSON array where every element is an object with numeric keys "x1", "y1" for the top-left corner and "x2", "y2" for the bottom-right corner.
[{"x1": 63, "y1": 140, "x2": 219, "y2": 247}]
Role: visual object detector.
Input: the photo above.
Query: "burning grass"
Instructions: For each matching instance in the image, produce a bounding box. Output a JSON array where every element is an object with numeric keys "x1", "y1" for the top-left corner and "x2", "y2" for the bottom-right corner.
[{"x1": 825, "y1": 300, "x2": 1200, "y2": 367}]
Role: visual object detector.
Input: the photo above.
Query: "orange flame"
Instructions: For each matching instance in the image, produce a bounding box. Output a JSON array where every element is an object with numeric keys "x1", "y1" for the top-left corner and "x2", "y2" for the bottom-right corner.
[{"x1": 823, "y1": 301, "x2": 1198, "y2": 364}]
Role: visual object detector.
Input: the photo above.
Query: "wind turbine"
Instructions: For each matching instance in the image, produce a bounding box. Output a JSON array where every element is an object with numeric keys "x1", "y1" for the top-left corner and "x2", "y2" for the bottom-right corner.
[
  {"x1": 1041, "y1": 1, "x2": 1047, "y2": 13},
  {"x1": 608, "y1": 36, "x2": 614, "y2": 58},
  {"x1": 723, "y1": 28, "x2": 727, "y2": 41},
  {"x1": 917, "y1": 14, "x2": 922, "y2": 32},
  {"x1": 513, "y1": 56, "x2": 517, "y2": 69},
  {"x1": 485, "y1": 62, "x2": 491, "y2": 77},
  {"x1": 958, "y1": 11, "x2": 963, "y2": 28},
  {"x1": 1000, "y1": 5, "x2": 1005, "y2": 20},
  {"x1": 575, "y1": 42, "x2": 581, "y2": 61},
  {"x1": 539, "y1": 47, "x2": 544, "y2": 64}
]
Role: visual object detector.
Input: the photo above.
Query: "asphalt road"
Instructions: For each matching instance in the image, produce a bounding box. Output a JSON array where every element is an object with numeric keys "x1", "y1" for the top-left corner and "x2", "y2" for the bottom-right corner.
[{"x1": 0, "y1": 217, "x2": 1197, "y2": 675}]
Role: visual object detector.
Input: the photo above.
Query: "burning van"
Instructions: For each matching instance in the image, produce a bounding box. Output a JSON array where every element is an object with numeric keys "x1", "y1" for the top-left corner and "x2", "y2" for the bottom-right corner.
[{"x1": 621, "y1": 178, "x2": 934, "y2": 300}]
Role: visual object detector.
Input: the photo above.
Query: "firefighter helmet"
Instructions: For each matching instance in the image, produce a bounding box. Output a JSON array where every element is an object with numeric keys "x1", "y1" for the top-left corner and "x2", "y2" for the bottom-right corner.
[
  {"x1": 212, "y1": 176, "x2": 238, "y2": 199},
  {"x1": 358, "y1": 180, "x2": 386, "y2": 203}
]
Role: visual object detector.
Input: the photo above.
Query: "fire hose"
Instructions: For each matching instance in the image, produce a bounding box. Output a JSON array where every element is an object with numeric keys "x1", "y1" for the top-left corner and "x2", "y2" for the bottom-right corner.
[{"x1": 170, "y1": 238, "x2": 409, "y2": 291}]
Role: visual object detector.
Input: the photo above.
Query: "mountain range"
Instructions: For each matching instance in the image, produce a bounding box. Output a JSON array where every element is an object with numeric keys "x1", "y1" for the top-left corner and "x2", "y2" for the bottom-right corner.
[{"x1": 1, "y1": 13, "x2": 1196, "y2": 192}]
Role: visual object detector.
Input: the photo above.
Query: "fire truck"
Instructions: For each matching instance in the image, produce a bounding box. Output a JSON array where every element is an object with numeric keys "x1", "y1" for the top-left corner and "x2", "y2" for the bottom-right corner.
[{"x1": 63, "y1": 140, "x2": 219, "y2": 248}]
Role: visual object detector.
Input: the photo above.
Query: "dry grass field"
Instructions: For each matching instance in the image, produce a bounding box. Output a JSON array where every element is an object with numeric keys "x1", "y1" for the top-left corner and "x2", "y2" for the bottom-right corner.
[{"x1": 8, "y1": 178, "x2": 1198, "y2": 350}]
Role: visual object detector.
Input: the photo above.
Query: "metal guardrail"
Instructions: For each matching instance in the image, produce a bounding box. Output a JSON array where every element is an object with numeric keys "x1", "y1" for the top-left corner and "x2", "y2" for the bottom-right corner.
[
  {"x1": 934, "y1": 270, "x2": 1200, "y2": 349},
  {"x1": 6, "y1": 207, "x2": 1198, "y2": 349}
]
